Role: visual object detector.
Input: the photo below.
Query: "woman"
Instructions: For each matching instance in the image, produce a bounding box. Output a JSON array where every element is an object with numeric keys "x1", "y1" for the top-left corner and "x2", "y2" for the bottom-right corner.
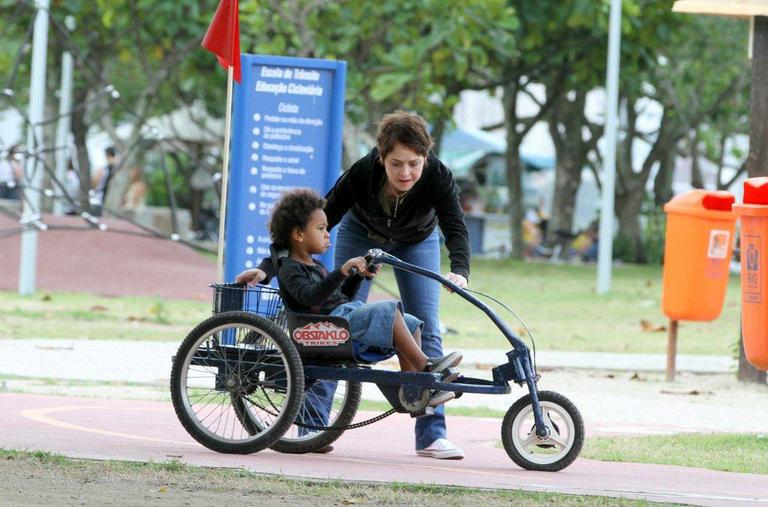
[{"x1": 237, "y1": 111, "x2": 470, "y2": 460}]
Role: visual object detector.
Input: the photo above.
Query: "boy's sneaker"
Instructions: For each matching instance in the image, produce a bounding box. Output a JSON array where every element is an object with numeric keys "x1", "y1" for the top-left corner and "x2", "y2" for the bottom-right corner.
[
  {"x1": 424, "y1": 351, "x2": 463, "y2": 383},
  {"x1": 416, "y1": 438, "x2": 465, "y2": 460},
  {"x1": 428, "y1": 390, "x2": 456, "y2": 407}
]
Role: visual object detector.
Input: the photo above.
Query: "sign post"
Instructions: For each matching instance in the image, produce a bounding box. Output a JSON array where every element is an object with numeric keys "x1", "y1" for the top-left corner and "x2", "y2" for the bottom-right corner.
[{"x1": 223, "y1": 55, "x2": 346, "y2": 281}]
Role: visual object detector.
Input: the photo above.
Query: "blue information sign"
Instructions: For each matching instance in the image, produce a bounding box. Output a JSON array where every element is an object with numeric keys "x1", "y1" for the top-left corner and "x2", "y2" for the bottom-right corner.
[{"x1": 224, "y1": 54, "x2": 346, "y2": 281}]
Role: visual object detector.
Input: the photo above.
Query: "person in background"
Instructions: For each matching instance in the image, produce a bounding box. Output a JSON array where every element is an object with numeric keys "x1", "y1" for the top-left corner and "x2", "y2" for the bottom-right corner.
[
  {"x1": 123, "y1": 166, "x2": 148, "y2": 213},
  {"x1": 64, "y1": 159, "x2": 81, "y2": 215},
  {"x1": 0, "y1": 145, "x2": 23, "y2": 200},
  {"x1": 91, "y1": 146, "x2": 117, "y2": 215}
]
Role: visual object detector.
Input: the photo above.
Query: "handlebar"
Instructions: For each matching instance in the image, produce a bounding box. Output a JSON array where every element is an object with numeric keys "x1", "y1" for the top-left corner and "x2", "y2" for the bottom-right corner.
[
  {"x1": 348, "y1": 251, "x2": 382, "y2": 277},
  {"x1": 362, "y1": 248, "x2": 530, "y2": 354}
]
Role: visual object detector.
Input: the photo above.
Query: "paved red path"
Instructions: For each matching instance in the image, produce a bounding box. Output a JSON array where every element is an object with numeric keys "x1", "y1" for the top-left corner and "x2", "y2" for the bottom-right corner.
[
  {"x1": 2, "y1": 393, "x2": 765, "y2": 506},
  {"x1": 0, "y1": 214, "x2": 216, "y2": 300}
]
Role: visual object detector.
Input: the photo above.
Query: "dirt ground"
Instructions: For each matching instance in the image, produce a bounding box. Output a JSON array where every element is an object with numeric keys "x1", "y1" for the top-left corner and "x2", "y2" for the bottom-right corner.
[{"x1": 0, "y1": 452, "x2": 651, "y2": 507}]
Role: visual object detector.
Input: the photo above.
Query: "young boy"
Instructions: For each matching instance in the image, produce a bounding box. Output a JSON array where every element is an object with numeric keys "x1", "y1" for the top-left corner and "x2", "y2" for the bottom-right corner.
[{"x1": 271, "y1": 188, "x2": 462, "y2": 406}]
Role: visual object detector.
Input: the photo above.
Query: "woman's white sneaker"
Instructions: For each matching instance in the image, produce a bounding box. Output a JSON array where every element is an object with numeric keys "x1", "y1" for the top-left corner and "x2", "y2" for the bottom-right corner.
[{"x1": 416, "y1": 438, "x2": 465, "y2": 460}]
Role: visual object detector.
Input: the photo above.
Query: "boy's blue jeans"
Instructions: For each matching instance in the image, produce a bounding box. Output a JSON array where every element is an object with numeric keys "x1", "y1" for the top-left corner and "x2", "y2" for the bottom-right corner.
[{"x1": 322, "y1": 212, "x2": 447, "y2": 450}]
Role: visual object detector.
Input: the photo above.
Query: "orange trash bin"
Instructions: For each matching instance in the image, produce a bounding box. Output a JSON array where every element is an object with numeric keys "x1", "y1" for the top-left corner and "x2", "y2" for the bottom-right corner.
[
  {"x1": 662, "y1": 190, "x2": 736, "y2": 322},
  {"x1": 733, "y1": 177, "x2": 768, "y2": 370}
]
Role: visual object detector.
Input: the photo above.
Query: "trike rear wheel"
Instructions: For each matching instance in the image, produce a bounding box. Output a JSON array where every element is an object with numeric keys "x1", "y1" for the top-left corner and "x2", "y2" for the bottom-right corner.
[
  {"x1": 271, "y1": 375, "x2": 362, "y2": 453},
  {"x1": 234, "y1": 368, "x2": 362, "y2": 454},
  {"x1": 170, "y1": 311, "x2": 304, "y2": 454},
  {"x1": 502, "y1": 390, "x2": 583, "y2": 472}
]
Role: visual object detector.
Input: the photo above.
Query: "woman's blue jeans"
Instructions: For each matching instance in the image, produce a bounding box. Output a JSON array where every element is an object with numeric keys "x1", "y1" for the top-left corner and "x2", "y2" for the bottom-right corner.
[{"x1": 333, "y1": 212, "x2": 447, "y2": 450}]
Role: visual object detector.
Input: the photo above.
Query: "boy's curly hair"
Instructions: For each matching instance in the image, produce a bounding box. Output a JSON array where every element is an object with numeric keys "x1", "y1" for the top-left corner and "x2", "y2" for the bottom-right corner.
[{"x1": 268, "y1": 188, "x2": 326, "y2": 249}]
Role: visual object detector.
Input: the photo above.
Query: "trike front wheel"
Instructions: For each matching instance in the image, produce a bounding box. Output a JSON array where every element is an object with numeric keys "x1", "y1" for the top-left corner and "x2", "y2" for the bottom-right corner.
[{"x1": 501, "y1": 390, "x2": 584, "y2": 472}]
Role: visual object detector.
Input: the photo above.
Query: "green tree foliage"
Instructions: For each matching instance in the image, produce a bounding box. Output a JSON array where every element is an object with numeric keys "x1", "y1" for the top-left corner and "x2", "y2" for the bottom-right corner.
[
  {"x1": 238, "y1": 0, "x2": 518, "y2": 141},
  {"x1": 614, "y1": 12, "x2": 750, "y2": 262}
]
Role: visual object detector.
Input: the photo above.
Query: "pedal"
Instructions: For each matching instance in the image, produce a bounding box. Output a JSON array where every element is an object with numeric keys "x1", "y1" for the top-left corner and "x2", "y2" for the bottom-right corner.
[{"x1": 441, "y1": 366, "x2": 460, "y2": 384}]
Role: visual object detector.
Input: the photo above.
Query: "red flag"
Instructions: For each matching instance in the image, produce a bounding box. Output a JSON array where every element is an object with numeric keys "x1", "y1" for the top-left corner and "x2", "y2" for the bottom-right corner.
[{"x1": 201, "y1": 0, "x2": 241, "y2": 83}]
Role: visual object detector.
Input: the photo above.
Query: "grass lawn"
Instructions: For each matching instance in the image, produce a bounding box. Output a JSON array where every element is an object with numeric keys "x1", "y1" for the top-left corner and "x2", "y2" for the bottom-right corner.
[
  {"x1": 0, "y1": 257, "x2": 741, "y2": 354},
  {"x1": 0, "y1": 290, "x2": 209, "y2": 341},
  {"x1": 582, "y1": 433, "x2": 768, "y2": 475}
]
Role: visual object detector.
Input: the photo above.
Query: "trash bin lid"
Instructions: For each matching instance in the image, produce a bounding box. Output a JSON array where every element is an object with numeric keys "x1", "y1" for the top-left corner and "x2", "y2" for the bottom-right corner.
[
  {"x1": 743, "y1": 177, "x2": 768, "y2": 205},
  {"x1": 663, "y1": 189, "x2": 735, "y2": 219},
  {"x1": 733, "y1": 178, "x2": 768, "y2": 216}
]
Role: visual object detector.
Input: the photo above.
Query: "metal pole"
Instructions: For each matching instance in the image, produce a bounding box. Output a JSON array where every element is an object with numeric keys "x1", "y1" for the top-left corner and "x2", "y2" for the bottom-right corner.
[
  {"x1": 666, "y1": 319, "x2": 678, "y2": 382},
  {"x1": 18, "y1": 0, "x2": 51, "y2": 295},
  {"x1": 53, "y1": 16, "x2": 75, "y2": 216},
  {"x1": 216, "y1": 66, "x2": 235, "y2": 283},
  {"x1": 597, "y1": 0, "x2": 622, "y2": 294}
]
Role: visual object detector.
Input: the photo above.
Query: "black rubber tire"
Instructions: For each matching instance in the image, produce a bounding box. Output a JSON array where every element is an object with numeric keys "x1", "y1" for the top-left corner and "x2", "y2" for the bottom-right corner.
[
  {"x1": 271, "y1": 377, "x2": 362, "y2": 454},
  {"x1": 170, "y1": 311, "x2": 304, "y2": 454},
  {"x1": 234, "y1": 373, "x2": 363, "y2": 454},
  {"x1": 502, "y1": 390, "x2": 584, "y2": 472}
]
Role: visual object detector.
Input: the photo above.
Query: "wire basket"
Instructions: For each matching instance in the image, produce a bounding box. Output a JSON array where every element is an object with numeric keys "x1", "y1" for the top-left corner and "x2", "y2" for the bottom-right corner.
[{"x1": 210, "y1": 283, "x2": 287, "y2": 329}]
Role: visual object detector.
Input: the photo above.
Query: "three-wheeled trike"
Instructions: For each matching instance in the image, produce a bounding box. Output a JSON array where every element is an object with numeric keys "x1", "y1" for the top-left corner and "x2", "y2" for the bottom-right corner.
[{"x1": 170, "y1": 248, "x2": 584, "y2": 471}]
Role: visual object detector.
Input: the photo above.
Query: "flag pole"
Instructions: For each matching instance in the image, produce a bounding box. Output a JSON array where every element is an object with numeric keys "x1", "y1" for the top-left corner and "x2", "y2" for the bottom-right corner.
[{"x1": 217, "y1": 65, "x2": 234, "y2": 282}]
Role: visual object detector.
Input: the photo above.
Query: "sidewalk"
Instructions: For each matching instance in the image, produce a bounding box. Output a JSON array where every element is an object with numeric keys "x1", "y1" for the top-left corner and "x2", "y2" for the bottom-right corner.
[{"x1": 0, "y1": 338, "x2": 736, "y2": 384}]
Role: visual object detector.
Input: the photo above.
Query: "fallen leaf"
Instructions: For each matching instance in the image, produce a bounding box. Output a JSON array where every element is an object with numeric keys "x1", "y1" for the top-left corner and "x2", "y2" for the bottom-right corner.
[
  {"x1": 640, "y1": 319, "x2": 666, "y2": 333},
  {"x1": 660, "y1": 389, "x2": 714, "y2": 396},
  {"x1": 90, "y1": 305, "x2": 108, "y2": 312},
  {"x1": 40, "y1": 294, "x2": 52, "y2": 302},
  {"x1": 127, "y1": 315, "x2": 146, "y2": 322},
  {"x1": 159, "y1": 486, "x2": 168, "y2": 494},
  {"x1": 629, "y1": 371, "x2": 646, "y2": 382},
  {"x1": 341, "y1": 499, "x2": 358, "y2": 505},
  {"x1": 35, "y1": 345, "x2": 73, "y2": 351}
]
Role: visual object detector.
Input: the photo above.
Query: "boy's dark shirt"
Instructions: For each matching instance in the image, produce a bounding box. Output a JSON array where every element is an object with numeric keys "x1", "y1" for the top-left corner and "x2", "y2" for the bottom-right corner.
[{"x1": 278, "y1": 257, "x2": 362, "y2": 314}]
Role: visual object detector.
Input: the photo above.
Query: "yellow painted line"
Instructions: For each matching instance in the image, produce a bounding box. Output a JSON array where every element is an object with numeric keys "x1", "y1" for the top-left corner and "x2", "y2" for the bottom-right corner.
[{"x1": 20, "y1": 406, "x2": 196, "y2": 447}]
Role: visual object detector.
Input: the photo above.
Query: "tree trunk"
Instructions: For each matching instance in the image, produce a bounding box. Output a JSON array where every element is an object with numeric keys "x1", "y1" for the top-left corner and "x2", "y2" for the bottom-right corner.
[
  {"x1": 502, "y1": 82, "x2": 524, "y2": 259},
  {"x1": 546, "y1": 91, "x2": 588, "y2": 243},
  {"x1": 431, "y1": 117, "x2": 446, "y2": 156},
  {"x1": 653, "y1": 147, "x2": 676, "y2": 207},
  {"x1": 615, "y1": 184, "x2": 645, "y2": 263},
  {"x1": 70, "y1": 83, "x2": 92, "y2": 212},
  {"x1": 690, "y1": 131, "x2": 704, "y2": 188},
  {"x1": 548, "y1": 161, "x2": 581, "y2": 240}
]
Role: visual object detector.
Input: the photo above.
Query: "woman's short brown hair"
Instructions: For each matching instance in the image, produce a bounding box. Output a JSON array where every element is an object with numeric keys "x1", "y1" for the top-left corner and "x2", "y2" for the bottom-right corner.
[{"x1": 376, "y1": 110, "x2": 433, "y2": 160}]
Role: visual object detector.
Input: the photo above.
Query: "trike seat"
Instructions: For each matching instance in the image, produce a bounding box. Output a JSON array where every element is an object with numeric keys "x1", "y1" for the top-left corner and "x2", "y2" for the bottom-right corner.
[
  {"x1": 284, "y1": 310, "x2": 362, "y2": 363},
  {"x1": 270, "y1": 244, "x2": 361, "y2": 364}
]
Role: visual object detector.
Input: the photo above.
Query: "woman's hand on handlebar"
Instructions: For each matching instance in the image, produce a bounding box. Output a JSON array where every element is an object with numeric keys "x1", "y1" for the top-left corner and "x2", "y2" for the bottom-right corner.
[
  {"x1": 443, "y1": 272, "x2": 467, "y2": 293},
  {"x1": 235, "y1": 268, "x2": 267, "y2": 287}
]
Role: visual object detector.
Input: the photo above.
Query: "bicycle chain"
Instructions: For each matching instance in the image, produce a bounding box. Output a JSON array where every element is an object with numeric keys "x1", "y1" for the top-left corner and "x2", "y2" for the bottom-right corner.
[
  {"x1": 255, "y1": 388, "x2": 397, "y2": 431},
  {"x1": 290, "y1": 408, "x2": 397, "y2": 432}
]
